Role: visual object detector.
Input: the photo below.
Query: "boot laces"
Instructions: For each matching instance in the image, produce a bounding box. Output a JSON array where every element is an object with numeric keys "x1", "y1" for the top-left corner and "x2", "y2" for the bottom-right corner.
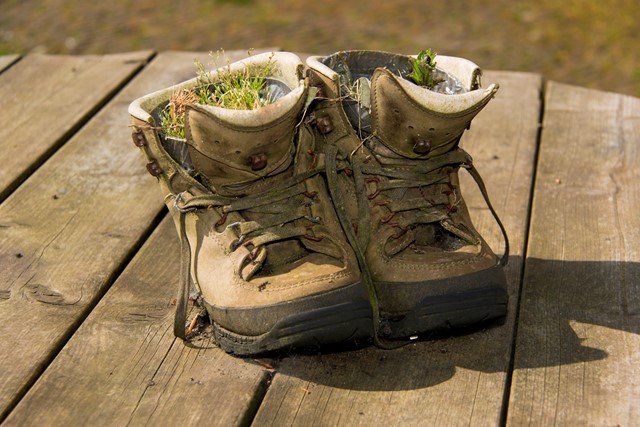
[
  {"x1": 324, "y1": 144, "x2": 509, "y2": 348},
  {"x1": 357, "y1": 148, "x2": 477, "y2": 250},
  {"x1": 172, "y1": 165, "x2": 331, "y2": 339},
  {"x1": 349, "y1": 146, "x2": 509, "y2": 263}
]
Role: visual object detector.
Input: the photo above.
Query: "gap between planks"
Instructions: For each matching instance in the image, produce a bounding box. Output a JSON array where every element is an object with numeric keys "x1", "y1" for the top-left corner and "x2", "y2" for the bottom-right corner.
[
  {"x1": 0, "y1": 49, "x2": 274, "y2": 423},
  {"x1": 506, "y1": 81, "x2": 640, "y2": 426},
  {"x1": 0, "y1": 54, "x2": 20, "y2": 73},
  {"x1": 0, "y1": 51, "x2": 153, "y2": 202},
  {"x1": 251, "y1": 70, "x2": 543, "y2": 427}
]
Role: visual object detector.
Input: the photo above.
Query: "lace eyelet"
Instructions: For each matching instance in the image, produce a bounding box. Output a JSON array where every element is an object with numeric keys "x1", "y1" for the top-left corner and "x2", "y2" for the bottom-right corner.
[
  {"x1": 391, "y1": 227, "x2": 408, "y2": 239},
  {"x1": 215, "y1": 212, "x2": 229, "y2": 227},
  {"x1": 306, "y1": 149, "x2": 318, "y2": 169},
  {"x1": 388, "y1": 223, "x2": 408, "y2": 239},
  {"x1": 367, "y1": 190, "x2": 380, "y2": 200},
  {"x1": 174, "y1": 192, "x2": 197, "y2": 214},
  {"x1": 249, "y1": 246, "x2": 260, "y2": 261},
  {"x1": 380, "y1": 212, "x2": 396, "y2": 224},
  {"x1": 230, "y1": 234, "x2": 246, "y2": 251},
  {"x1": 365, "y1": 177, "x2": 380, "y2": 199}
]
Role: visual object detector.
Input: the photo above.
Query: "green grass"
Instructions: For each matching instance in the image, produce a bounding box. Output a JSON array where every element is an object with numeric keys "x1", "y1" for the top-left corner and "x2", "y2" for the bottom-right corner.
[
  {"x1": 2, "y1": 0, "x2": 639, "y2": 96},
  {"x1": 159, "y1": 52, "x2": 275, "y2": 139},
  {"x1": 409, "y1": 49, "x2": 441, "y2": 88}
]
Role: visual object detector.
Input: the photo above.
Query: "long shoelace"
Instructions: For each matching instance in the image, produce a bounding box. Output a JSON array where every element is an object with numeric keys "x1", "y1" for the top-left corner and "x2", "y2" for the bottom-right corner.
[
  {"x1": 324, "y1": 144, "x2": 509, "y2": 348},
  {"x1": 172, "y1": 165, "x2": 328, "y2": 340},
  {"x1": 172, "y1": 144, "x2": 508, "y2": 347},
  {"x1": 346, "y1": 147, "x2": 509, "y2": 265}
]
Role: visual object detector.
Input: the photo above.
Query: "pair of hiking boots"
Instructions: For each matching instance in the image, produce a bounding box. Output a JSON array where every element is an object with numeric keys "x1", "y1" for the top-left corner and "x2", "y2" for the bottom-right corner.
[{"x1": 128, "y1": 50, "x2": 509, "y2": 356}]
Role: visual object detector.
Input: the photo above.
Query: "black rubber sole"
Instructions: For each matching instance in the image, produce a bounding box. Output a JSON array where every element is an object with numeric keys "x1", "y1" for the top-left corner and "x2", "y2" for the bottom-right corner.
[
  {"x1": 205, "y1": 267, "x2": 508, "y2": 354},
  {"x1": 379, "y1": 287, "x2": 508, "y2": 339},
  {"x1": 206, "y1": 296, "x2": 373, "y2": 356},
  {"x1": 375, "y1": 265, "x2": 509, "y2": 339}
]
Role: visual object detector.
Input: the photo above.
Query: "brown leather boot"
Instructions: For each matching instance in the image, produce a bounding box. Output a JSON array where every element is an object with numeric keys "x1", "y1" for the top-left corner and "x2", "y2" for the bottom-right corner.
[
  {"x1": 306, "y1": 50, "x2": 509, "y2": 341},
  {"x1": 129, "y1": 52, "x2": 371, "y2": 355}
]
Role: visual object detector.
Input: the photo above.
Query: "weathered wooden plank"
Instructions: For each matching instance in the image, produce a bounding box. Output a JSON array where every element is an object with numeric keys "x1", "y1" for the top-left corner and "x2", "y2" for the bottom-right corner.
[
  {"x1": 507, "y1": 82, "x2": 640, "y2": 425},
  {"x1": 0, "y1": 49, "x2": 271, "y2": 421},
  {"x1": 0, "y1": 55, "x2": 19, "y2": 73},
  {"x1": 0, "y1": 51, "x2": 152, "y2": 201},
  {"x1": 3, "y1": 218, "x2": 270, "y2": 426},
  {"x1": 252, "y1": 70, "x2": 543, "y2": 426}
]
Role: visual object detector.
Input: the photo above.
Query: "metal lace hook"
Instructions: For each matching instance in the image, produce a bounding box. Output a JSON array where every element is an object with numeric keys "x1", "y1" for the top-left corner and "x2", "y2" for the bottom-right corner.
[
  {"x1": 304, "y1": 215, "x2": 321, "y2": 224},
  {"x1": 222, "y1": 221, "x2": 243, "y2": 250},
  {"x1": 174, "y1": 192, "x2": 197, "y2": 214},
  {"x1": 230, "y1": 234, "x2": 246, "y2": 251},
  {"x1": 225, "y1": 221, "x2": 241, "y2": 231}
]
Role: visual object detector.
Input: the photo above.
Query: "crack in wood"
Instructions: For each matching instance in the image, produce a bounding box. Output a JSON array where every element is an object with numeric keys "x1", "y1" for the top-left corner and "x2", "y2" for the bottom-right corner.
[{"x1": 21, "y1": 283, "x2": 74, "y2": 306}]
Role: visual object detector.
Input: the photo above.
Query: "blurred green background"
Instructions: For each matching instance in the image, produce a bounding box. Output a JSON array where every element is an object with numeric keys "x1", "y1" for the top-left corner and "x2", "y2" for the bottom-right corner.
[{"x1": 2, "y1": 0, "x2": 639, "y2": 96}]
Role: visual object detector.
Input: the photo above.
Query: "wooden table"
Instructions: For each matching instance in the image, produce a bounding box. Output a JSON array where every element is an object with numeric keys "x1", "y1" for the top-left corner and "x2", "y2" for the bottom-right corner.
[{"x1": 0, "y1": 49, "x2": 638, "y2": 426}]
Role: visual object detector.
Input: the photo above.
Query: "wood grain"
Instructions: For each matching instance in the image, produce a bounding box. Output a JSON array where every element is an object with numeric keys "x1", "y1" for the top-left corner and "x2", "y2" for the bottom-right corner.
[
  {"x1": 506, "y1": 82, "x2": 640, "y2": 425},
  {"x1": 4, "y1": 218, "x2": 270, "y2": 426},
  {"x1": 252, "y1": 71, "x2": 543, "y2": 426},
  {"x1": 0, "y1": 49, "x2": 262, "y2": 420},
  {"x1": 0, "y1": 51, "x2": 152, "y2": 201},
  {"x1": 0, "y1": 49, "x2": 634, "y2": 425}
]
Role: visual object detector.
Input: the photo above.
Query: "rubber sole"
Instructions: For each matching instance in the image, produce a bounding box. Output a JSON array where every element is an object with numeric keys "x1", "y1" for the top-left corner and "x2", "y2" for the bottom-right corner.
[
  {"x1": 379, "y1": 287, "x2": 508, "y2": 339},
  {"x1": 375, "y1": 265, "x2": 509, "y2": 339},
  {"x1": 206, "y1": 295, "x2": 373, "y2": 356},
  {"x1": 205, "y1": 267, "x2": 508, "y2": 354}
]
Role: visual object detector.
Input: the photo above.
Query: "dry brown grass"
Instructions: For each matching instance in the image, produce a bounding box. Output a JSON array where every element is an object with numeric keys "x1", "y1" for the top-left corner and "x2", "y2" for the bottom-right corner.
[{"x1": 1, "y1": 0, "x2": 638, "y2": 96}]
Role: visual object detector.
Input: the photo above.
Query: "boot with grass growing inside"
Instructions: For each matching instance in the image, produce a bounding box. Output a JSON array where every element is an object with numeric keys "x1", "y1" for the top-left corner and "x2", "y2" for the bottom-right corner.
[
  {"x1": 305, "y1": 50, "x2": 509, "y2": 341},
  {"x1": 129, "y1": 52, "x2": 372, "y2": 355}
]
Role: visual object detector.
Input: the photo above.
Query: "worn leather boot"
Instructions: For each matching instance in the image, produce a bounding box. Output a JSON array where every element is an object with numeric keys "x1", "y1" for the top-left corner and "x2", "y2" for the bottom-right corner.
[
  {"x1": 306, "y1": 50, "x2": 509, "y2": 340},
  {"x1": 129, "y1": 52, "x2": 371, "y2": 355}
]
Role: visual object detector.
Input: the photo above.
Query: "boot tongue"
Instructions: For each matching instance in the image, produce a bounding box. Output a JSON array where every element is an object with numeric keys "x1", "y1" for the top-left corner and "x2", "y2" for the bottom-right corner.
[
  {"x1": 184, "y1": 84, "x2": 308, "y2": 196},
  {"x1": 185, "y1": 83, "x2": 313, "y2": 280},
  {"x1": 365, "y1": 69, "x2": 498, "y2": 254},
  {"x1": 369, "y1": 68, "x2": 497, "y2": 160}
]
